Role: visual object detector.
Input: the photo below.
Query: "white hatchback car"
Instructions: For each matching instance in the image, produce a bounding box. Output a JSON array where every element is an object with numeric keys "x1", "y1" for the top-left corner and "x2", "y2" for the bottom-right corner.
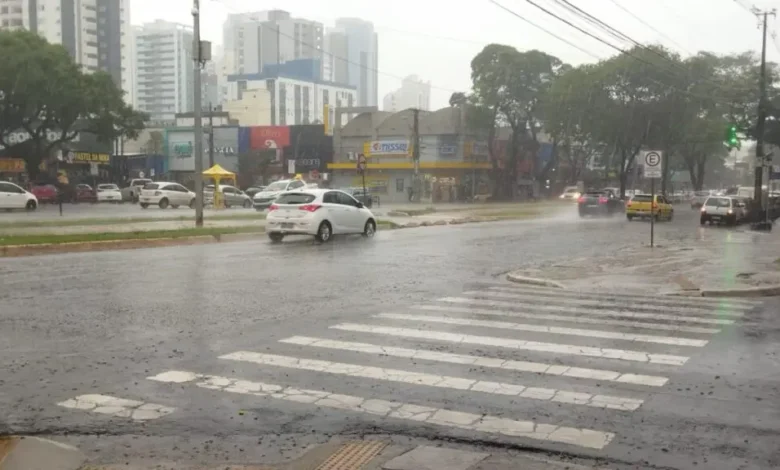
[
  {"x1": 0, "y1": 181, "x2": 37, "y2": 210},
  {"x1": 139, "y1": 182, "x2": 196, "y2": 209},
  {"x1": 96, "y1": 184, "x2": 122, "y2": 203},
  {"x1": 266, "y1": 189, "x2": 377, "y2": 242}
]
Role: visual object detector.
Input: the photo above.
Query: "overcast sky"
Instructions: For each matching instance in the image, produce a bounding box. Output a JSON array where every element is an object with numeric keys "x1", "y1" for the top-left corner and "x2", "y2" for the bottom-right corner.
[{"x1": 131, "y1": 0, "x2": 779, "y2": 110}]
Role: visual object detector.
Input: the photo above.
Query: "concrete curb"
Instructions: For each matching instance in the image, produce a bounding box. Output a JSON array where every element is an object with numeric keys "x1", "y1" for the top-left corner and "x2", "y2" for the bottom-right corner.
[
  {"x1": 505, "y1": 272, "x2": 565, "y2": 289},
  {"x1": 699, "y1": 284, "x2": 780, "y2": 297},
  {"x1": 0, "y1": 436, "x2": 85, "y2": 470}
]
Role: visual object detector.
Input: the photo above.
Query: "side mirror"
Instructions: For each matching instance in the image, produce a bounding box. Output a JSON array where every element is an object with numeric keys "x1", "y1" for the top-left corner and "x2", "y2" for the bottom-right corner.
[{"x1": 356, "y1": 202, "x2": 364, "y2": 208}]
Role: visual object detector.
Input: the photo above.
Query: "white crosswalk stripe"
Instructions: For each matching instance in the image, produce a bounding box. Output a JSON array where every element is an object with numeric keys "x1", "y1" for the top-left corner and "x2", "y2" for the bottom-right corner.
[{"x1": 131, "y1": 285, "x2": 742, "y2": 451}]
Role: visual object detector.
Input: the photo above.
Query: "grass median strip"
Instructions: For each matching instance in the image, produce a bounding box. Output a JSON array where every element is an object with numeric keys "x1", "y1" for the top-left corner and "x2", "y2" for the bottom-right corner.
[
  {"x1": 0, "y1": 212, "x2": 265, "y2": 229},
  {"x1": 0, "y1": 225, "x2": 266, "y2": 246}
]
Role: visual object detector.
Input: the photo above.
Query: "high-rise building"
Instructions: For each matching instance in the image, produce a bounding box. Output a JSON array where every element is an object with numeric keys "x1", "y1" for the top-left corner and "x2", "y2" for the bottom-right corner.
[
  {"x1": 383, "y1": 75, "x2": 431, "y2": 112},
  {"x1": 1, "y1": 0, "x2": 131, "y2": 101},
  {"x1": 219, "y1": 9, "x2": 324, "y2": 103},
  {"x1": 331, "y1": 17, "x2": 378, "y2": 107},
  {"x1": 133, "y1": 20, "x2": 194, "y2": 123}
]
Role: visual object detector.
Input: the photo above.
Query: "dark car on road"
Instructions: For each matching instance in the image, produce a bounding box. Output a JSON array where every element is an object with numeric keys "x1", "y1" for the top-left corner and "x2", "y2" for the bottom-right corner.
[{"x1": 578, "y1": 189, "x2": 622, "y2": 217}]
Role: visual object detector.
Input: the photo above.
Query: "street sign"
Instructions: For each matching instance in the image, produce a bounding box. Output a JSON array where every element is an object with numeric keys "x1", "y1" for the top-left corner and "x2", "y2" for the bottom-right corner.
[
  {"x1": 89, "y1": 162, "x2": 98, "y2": 176},
  {"x1": 287, "y1": 159, "x2": 295, "y2": 174},
  {"x1": 356, "y1": 154, "x2": 367, "y2": 173},
  {"x1": 643, "y1": 150, "x2": 663, "y2": 179}
]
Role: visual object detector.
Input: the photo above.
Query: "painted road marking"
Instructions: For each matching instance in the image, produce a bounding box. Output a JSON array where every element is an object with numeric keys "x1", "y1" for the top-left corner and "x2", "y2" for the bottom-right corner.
[
  {"x1": 148, "y1": 370, "x2": 616, "y2": 450},
  {"x1": 376, "y1": 313, "x2": 709, "y2": 347},
  {"x1": 57, "y1": 394, "x2": 175, "y2": 420},
  {"x1": 280, "y1": 336, "x2": 669, "y2": 387},
  {"x1": 329, "y1": 324, "x2": 689, "y2": 366},
  {"x1": 486, "y1": 285, "x2": 758, "y2": 309},
  {"x1": 220, "y1": 351, "x2": 644, "y2": 411},
  {"x1": 413, "y1": 304, "x2": 722, "y2": 334},
  {"x1": 462, "y1": 291, "x2": 745, "y2": 317},
  {"x1": 437, "y1": 297, "x2": 736, "y2": 326}
]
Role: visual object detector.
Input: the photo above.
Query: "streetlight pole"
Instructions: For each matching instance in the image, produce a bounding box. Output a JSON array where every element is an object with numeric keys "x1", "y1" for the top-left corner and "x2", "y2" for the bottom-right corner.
[{"x1": 192, "y1": 0, "x2": 204, "y2": 227}]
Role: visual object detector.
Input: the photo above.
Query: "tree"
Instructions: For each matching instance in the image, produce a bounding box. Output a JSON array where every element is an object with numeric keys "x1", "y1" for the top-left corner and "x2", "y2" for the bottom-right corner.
[
  {"x1": 0, "y1": 30, "x2": 146, "y2": 180},
  {"x1": 144, "y1": 130, "x2": 165, "y2": 155},
  {"x1": 449, "y1": 92, "x2": 468, "y2": 107},
  {"x1": 469, "y1": 44, "x2": 566, "y2": 198}
]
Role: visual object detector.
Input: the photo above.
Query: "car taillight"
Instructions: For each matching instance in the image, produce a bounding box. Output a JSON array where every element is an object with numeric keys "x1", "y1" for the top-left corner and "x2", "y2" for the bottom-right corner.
[
  {"x1": 577, "y1": 196, "x2": 586, "y2": 203},
  {"x1": 268, "y1": 204, "x2": 279, "y2": 211},
  {"x1": 299, "y1": 204, "x2": 322, "y2": 212},
  {"x1": 598, "y1": 196, "x2": 608, "y2": 204},
  {"x1": 154, "y1": 191, "x2": 161, "y2": 196}
]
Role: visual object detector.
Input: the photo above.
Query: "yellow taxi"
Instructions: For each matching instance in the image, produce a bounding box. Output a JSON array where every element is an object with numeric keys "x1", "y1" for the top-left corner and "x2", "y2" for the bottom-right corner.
[{"x1": 625, "y1": 194, "x2": 674, "y2": 221}]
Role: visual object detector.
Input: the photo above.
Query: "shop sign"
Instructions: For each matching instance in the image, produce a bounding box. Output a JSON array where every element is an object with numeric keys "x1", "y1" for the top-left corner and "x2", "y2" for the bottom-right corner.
[
  {"x1": 250, "y1": 126, "x2": 290, "y2": 150},
  {"x1": 0, "y1": 130, "x2": 81, "y2": 150},
  {"x1": 0, "y1": 158, "x2": 25, "y2": 172},
  {"x1": 368, "y1": 140, "x2": 410, "y2": 156},
  {"x1": 173, "y1": 142, "x2": 193, "y2": 158},
  {"x1": 64, "y1": 151, "x2": 110, "y2": 163}
]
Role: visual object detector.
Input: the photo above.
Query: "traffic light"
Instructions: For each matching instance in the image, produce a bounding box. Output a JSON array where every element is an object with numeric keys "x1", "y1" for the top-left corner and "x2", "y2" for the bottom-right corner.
[{"x1": 725, "y1": 125, "x2": 739, "y2": 148}]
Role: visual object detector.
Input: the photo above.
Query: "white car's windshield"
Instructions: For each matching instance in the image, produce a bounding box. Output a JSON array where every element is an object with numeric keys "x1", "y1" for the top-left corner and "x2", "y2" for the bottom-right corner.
[{"x1": 265, "y1": 182, "x2": 288, "y2": 192}]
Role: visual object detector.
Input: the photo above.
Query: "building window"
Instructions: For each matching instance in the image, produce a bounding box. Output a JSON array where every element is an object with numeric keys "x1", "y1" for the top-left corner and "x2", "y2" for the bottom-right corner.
[
  {"x1": 396, "y1": 179, "x2": 405, "y2": 193},
  {"x1": 302, "y1": 86, "x2": 310, "y2": 124},
  {"x1": 294, "y1": 84, "x2": 301, "y2": 125},
  {"x1": 322, "y1": 89, "x2": 329, "y2": 106},
  {"x1": 279, "y1": 82, "x2": 287, "y2": 125}
]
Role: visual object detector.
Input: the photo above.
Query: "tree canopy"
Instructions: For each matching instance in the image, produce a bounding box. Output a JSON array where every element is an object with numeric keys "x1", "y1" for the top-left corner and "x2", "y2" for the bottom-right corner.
[
  {"x1": 0, "y1": 30, "x2": 146, "y2": 179},
  {"x1": 457, "y1": 41, "x2": 775, "y2": 195}
]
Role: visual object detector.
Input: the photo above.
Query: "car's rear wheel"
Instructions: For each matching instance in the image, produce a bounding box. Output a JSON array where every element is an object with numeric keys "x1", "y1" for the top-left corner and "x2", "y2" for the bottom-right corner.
[
  {"x1": 140, "y1": 203, "x2": 149, "y2": 209},
  {"x1": 316, "y1": 221, "x2": 332, "y2": 242},
  {"x1": 25, "y1": 200, "x2": 37, "y2": 211},
  {"x1": 363, "y1": 219, "x2": 376, "y2": 237},
  {"x1": 268, "y1": 232, "x2": 284, "y2": 243},
  {"x1": 158, "y1": 198, "x2": 169, "y2": 209},
  {"x1": 243, "y1": 199, "x2": 252, "y2": 208}
]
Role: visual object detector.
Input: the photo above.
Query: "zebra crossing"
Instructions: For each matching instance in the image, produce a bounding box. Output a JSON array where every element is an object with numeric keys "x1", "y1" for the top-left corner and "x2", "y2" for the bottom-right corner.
[{"x1": 58, "y1": 283, "x2": 759, "y2": 451}]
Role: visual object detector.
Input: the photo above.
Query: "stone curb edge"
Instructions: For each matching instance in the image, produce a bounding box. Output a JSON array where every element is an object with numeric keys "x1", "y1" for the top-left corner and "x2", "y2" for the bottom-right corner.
[
  {"x1": 505, "y1": 271, "x2": 566, "y2": 289},
  {"x1": 0, "y1": 436, "x2": 85, "y2": 470},
  {"x1": 1, "y1": 215, "x2": 526, "y2": 258}
]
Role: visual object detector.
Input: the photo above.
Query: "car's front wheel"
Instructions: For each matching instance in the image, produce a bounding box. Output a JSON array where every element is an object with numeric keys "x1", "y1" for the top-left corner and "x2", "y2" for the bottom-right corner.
[
  {"x1": 316, "y1": 221, "x2": 332, "y2": 242},
  {"x1": 25, "y1": 200, "x2": 37, "y2": 211},
  {"x1": 158, "y1": 198, "x2": 169, "y2": 209},
  {"x1": 140, "y1": 203, "x2": 149, "y2": 209},
  {"x1": 268, "y1": 232, "x2": 284, "y2": 243},
  {"x1": 243, "y1": 199, "x2": 252, "y2": 208},
  {"x1": 363, "y1": 219, "x2": 376, "y2": 237}
]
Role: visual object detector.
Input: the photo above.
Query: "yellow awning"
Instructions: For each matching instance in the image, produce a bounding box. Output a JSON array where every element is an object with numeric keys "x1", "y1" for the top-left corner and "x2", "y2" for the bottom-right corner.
[{"x1": 202, "y1": 164, "x2": 235, "y2": 177}]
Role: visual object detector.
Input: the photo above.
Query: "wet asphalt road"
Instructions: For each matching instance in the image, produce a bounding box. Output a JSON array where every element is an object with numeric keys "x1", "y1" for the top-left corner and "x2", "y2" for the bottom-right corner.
[{"x1": 1, "y1": 208, "x2": 778, "y2": 470}]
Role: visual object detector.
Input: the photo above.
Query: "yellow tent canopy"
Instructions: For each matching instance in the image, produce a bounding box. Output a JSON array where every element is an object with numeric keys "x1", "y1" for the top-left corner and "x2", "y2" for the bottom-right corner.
[{"x1": 202, "y1": 164, "x2": 235, "y2": 178}]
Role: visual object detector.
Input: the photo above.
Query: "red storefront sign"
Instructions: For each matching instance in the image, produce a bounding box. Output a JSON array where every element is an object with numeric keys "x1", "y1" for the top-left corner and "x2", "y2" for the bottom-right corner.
[{"x1": 249, "y1": 126, "x2": 290, "y2": 150}]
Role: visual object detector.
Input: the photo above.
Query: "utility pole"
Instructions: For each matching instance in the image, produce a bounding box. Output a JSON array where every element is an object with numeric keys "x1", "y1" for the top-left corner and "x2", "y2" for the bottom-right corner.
[
  {"x1": 412, "y1": 108, "x2": 420, "y2": 202},
  {"x1": 191, "y1": 0, "x2": 208, "y2": 227},
  {"x1": 753, "y1": 8, "x2": 776, "y2": 209},
  {"x1": 207, "y1": 102, "x2": 215, "y2": 168}
]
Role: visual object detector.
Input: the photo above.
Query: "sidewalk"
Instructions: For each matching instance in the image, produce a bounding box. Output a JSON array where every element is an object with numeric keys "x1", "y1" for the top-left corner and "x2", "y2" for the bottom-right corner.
[{"x1": 508, "y1": 227, "x2": 780, "y2": 295}]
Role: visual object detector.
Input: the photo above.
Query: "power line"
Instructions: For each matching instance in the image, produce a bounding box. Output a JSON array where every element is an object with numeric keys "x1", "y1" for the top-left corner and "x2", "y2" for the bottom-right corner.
[
  {"x1": 733, "y1": 0, "x2": 757, "y2": 15},
  {"x1": 488, "y1": 0, "x2": 602, "y2": 60},
  {"x1": 605, "y1": 0, "x2": 693, "y2": 55}
]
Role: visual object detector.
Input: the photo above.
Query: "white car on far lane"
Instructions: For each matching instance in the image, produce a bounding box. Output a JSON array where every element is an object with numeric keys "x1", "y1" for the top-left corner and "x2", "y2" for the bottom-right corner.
[
  {"x1": 139, "y1": 182, "x2": 196, "y2": 209},
  {"x1": 96, "y1": 184, "x2": 122, "y2": 203},
  {"x1": 266, "y1": 188, "x2": 377, "y2": 243},
  {"x1": 0, "y1": 181, "x2": 37, "y2": 211}
]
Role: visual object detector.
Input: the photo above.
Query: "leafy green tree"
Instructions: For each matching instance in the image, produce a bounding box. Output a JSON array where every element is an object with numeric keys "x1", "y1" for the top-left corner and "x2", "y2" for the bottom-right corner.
[{"x1": 0, "y1": 30, "x2": 146, "y2": 180}]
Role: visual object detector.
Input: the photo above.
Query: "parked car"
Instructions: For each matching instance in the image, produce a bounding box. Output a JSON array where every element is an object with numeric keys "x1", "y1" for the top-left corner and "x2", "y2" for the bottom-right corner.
[
  {"x1": 344, "y1": 187, "x2": 374, "y2": 208},
  {"x1": 700, "y1": 196, "x2": 748, "y2": 226},
  {"x1": 577, "y1": 189, "x2": 622, "y2": 217},
  {"x1": 626, "y1": 194, "x2": 674, "y2": 221},
  {"x1": 73, "y1": 184, "x2": 97, "y2": 203},
  {"x1": 121, "y1": 178, "x2": 153, "y2": 202},
  {"x1": 205, "y1": 184, "x2": 253, "y2": 208},
  {"x1": 139, "y1": 182, "x2": 195, "y2": 209},
  {"x1": 97, "y1": 184, "x2": 122, "y2": 203},
  {"x1": 253, "y1": 178, "x2": 307, "y2": 211},
  {"x1": 266, "y1": 189, "x2": 377, "y2": 243},
  {"x1": 29, "y1": 184, "x2": 58, "y2": 203},
  {"x1": 244, "y1": 186, "x2": 267, "y2": 198},
  {"x1": 0, "y1": 181, "x2": 37, "y2": 211}
]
